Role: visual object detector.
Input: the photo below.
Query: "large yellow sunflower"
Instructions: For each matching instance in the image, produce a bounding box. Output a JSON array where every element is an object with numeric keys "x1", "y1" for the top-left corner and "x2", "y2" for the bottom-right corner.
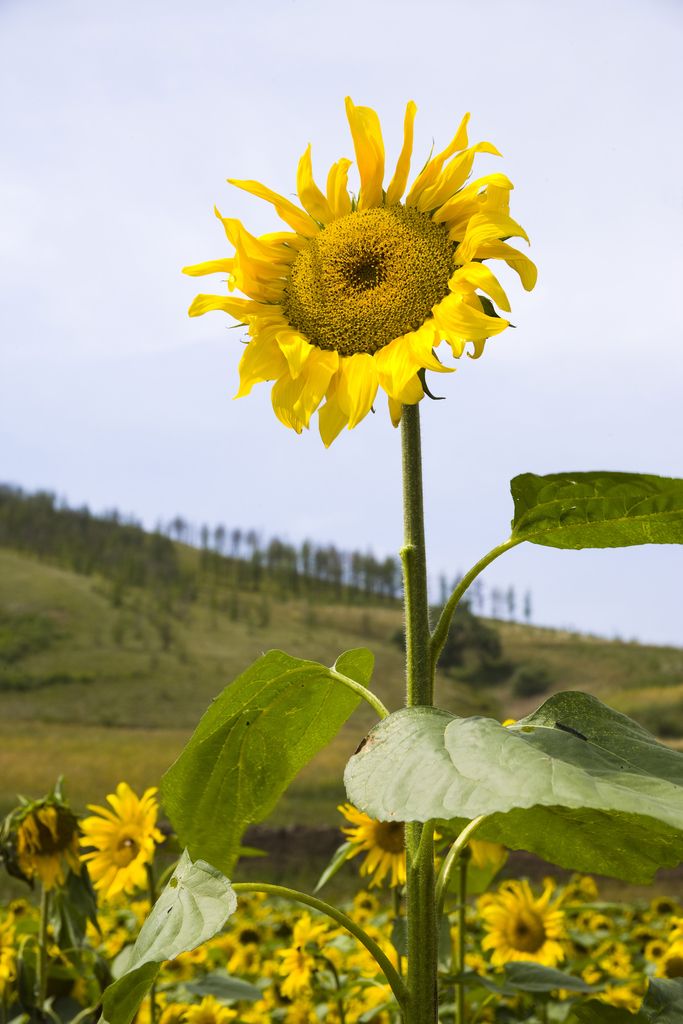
[
  {"x1": 15, "y1": 802, "x2": 81, "y2": 891},
  {"x1": 79, "y1": 783, "x2": 164, "y2": 899},
  {"x1": 184, "y1": 98, "x2": 536, "y2": 446},
  {"x1": 479, "y1": 879, "x2": 566, "y2": 967}
]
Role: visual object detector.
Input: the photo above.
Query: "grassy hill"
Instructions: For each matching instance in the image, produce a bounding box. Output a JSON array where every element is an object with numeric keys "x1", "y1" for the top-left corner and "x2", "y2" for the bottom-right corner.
[{"x1": 3, "y1": 542, "x2": 683, "y2": 834}]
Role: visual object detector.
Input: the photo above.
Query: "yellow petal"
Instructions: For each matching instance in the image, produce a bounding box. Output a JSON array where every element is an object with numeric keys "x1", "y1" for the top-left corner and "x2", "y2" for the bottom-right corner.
[
  {"x1": 271, "y1": 372, "x2": 305, "y2": 433},
  {"x1": 227, "y1": 179, "x2": 319, "y2": 236},
  {"x1": 388, "y1": 395, "x2": 403, "y2": 428},
  {"x1": 453, "y1": 212, "x2": 530, "y2": 265},
  {"x1": 182, "y1": 258, "x2": 235, "y2": 277},
  {"x1": 276, "y1": 328, "x2": 314, "y2": 379},
  {"x1": 188, "y1": 294, "x2": 279, "y2": 320},
  {"x1": 216, "y1": 211, "x2": 298, "y2": 263},
  {"x1": 375, "y1": 335, "x2": 422, "y2": 399},
  {"x1": 297, "y1": 144, "x2": 334, "y2": 224},
  {"x1": 432, "y1": 173, "x2": 514, "y2": 225},
  {"x1": 318, "y1": 373, "x2": 349, "y2": 447},
  {"x1": 416, "y1": 142, "x2": 502, "y2": 213},
  {"x1": 395, "y1": 372, "x2": 424, "y2": 405},
  {"x1": 471, "y1": 239, "x2": 538, "y2": 291},
  {"x1": 326, "y1": 158, "x2": 353, "y2": 219},
  {"x1": 235, "y1": 329, "x2": 289, "y2": 398},
  {"x1": 337, "y1": 353, "x2": 379, "y2": 428},
  {"x1": 344, "y1": 97, "x2": 385, "y2": 210},
  {"x1": 293, "y1": 348, "x2": 339, "y2": 427},
  {"x1": 433, "y1": 292, "x2": 509, "y2": 352},
  {"x1": 405, "y1": 113, "x2": 470, "y2": 207},
  {"x1": 449, "y1": 263, "x2": 511, "y2": 313},
  {"x1": 385, "y1": 101, "x2": 417, "y2": 206}
]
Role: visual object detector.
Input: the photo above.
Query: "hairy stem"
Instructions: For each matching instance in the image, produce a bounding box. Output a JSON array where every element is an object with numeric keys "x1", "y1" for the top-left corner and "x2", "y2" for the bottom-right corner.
[
  {"x1": 401, "y1": 402, "x2": 438, "y2": 1024},
  {"x1": 329, "y1": 668, "x2": 390, "y2": 719},
  {"x1": 231, "y1": 883, "x2": 407, "y2": 1009},
  {"x1": 435, "y1": 817, "x2": 489, "y2": 919},
  {"x1": 429, "y1": 538, "x2": 523, "y2": 680},
  {"x1": 401, "y1": 403, "x2": 432, "y2": 707},
  {"x1": 456, "y1": 852, "x2": 468, "y2": 1024},
  {"x1": 147, "y1": 863, "x2": 158, "y2": 1023},
  {"x1": 37, "y1": 883, "x2": 50, "y2": 1009}
]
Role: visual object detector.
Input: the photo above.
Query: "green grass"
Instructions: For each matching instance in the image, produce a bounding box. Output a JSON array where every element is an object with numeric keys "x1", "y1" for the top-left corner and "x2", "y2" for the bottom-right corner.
[{"x1": 2, "y1": 544, "x2": 683, "y2": 832}]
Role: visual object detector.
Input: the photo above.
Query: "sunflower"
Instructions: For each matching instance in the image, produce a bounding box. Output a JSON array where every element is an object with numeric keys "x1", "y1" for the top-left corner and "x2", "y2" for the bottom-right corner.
[
  {"x1": 79, "y1": 783, "x2": 164, "y2": 899},
  {"x1": 656, "y1": 941, "x2": 683, "y2": 978},
  {"x1": 159, "y1": 1007, "x2": 191, "y2": 1024},
  {"x1": 645, "y1": 939, "x2": 668, "y2": 963},
  {"x1": 0, "y1": 920, "x2": 16, "y2": 994},
  {"x1": 468, "y1": 840, "x2": 507, "y2": 872},
  {"x1": 339, "y1": 804, "x2": 406, "y2": 888},
  {"x1": 15, "y1": 801, "x2": 81, "y2": 890},
  {"x1": 479, "y1": 879, "x2": 566, "y2": 967},
  {"x1": 184, "y1": 98, "x2": 536, "y2": 446},
  {"x1": 277, "y1": 913, "x2": 328, "y2": 998},
  {"x1": 185, "y1": 996, "x2": 237, "y2": 1024}
]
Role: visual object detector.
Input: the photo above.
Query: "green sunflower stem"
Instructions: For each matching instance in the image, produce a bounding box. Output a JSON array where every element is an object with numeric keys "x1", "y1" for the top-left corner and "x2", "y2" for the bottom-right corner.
[
  {"x1": 146, "y1": 863, "x2": 158, "y2": 1024},
  {"x1": 456, "y1": 851, "x2": 469, "y2": 1024},
  {"x1": 37, "y1": 882, "x2": 50, "y2": 1009},
  {"x1": 400, "y1": 402, "x2": 437, "y2": 1024},
  {"x1": 400, "y1": 403, "x2": 432, "y2": 708}
]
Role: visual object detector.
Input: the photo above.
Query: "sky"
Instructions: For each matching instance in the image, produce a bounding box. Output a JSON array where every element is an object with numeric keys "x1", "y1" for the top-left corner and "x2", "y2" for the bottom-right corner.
[{"x1": 1, "y1": 0, "x2": 683, "y2": 644}]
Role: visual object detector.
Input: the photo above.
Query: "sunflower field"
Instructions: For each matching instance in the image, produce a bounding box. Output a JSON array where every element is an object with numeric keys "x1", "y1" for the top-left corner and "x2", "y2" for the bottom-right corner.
[{"x1": 2, "y1": 779, "x2": 683, "y2": 1024}]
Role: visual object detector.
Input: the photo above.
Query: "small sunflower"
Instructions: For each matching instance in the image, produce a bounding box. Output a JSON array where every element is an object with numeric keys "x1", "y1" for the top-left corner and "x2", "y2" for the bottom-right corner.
[
  {"x1": 159, "y1": 1007, "x2": 191, "y2": 1024},
  {"x1": 15, "y1": 799, "x2": 81, "y2": 890},
  {"x1": 277, "y1": 913, "x2": 328, "y2": 998},
  {"x1": 79, "y1": 783, "x2": 164, "y2": 899},
  {"x1": 599, "y1": 983, "x2": 645, "y2": 1014},
  {"x1": 469, "y1": 840, "x2": 507, "y2": 872},
  {"x1": 185, "y1": 996, "x2": 237, "y2": 1024},
  {"x1": 479, "y1": 879, "x2": 566, "y2": 967},
  {"x1": 339, "y1": 804, "x2": 405, "y2": 888},
  {"x1": 656, "y1": 941, "x2": 683, "y2": 979},
  {"x1": 0, "y1": 920, "x2": 16, "y2": 994},
  {"x1": 184, "y1": 98, "x2": 536, "y2": 445},
  {"x1": 645, "y1": 939, "x2": 668, "y2": 963}
]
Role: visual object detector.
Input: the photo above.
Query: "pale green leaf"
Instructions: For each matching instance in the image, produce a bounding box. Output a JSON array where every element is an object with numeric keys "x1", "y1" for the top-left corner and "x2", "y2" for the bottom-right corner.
[
  {"x1": 503, "y1": 961, "x2": 602, "y2": 993},
  {"x1": 510, "y1": 472, "x2": 683, "y2": 549},
  {"x1": 186, "y1": 973, "x2": 263, "y2": 1002},
  {"x1": 344, "y1": 693, "x2": 683, "y2": 882},
  {"x1": 163, "y1": 649, "x2": 370, "y2": 876},
  {"x1": 101, "y1": 850, "x2": 236, "y2": 1024}
]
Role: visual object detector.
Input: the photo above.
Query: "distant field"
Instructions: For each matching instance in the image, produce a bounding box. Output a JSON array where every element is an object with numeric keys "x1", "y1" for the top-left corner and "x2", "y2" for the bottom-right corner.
[{"x1": 2, "y1": 545, "x2": 683, "y2": 826}]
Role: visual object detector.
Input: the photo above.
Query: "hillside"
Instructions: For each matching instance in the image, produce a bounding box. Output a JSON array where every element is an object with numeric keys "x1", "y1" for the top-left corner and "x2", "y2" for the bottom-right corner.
[{"x1": 3, "y1": 544, "x2": 683, "y2": 834}]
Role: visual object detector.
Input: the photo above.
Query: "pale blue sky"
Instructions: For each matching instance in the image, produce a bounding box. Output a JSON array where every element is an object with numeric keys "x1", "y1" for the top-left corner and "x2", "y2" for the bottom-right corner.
[{"x1": 1, "y1": 0, "x2": 682, "y2": 643}]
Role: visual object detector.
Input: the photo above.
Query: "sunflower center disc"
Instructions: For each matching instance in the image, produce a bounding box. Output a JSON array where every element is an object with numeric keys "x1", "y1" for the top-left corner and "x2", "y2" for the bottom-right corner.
[
  {"x1": 283, "y1": 205, "x2": 455, "y2": 356},
  {"x1": 374, "y1": 820, "x2": 405, "y2": 854},
  {"x1": 506, "y1": 909, "x2": 547, "y2": 953}
]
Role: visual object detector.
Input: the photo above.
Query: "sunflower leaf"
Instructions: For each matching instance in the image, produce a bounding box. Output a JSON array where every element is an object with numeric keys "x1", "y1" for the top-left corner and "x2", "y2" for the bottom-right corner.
[
  {"x1": 640, "y1": 976, "x2": 683, "y2": 1022},
  {"x1": 343, "y1": 693, "x2": 683, "y2": 883},
  {"x1": 503, "y1": 961, "x2": 603, "y2": 993},
  {"x1": 570, "y1": 1002, "x2": 644, "y2": 1022},
  {"x1": 162, "y1": 649, "x2": 370, "y2": 877},
  {"x1": 100, "y1": 850, "x2": 236, "y2": 1024},
  {"x1": 510, "y1": 472, "x2": 683, "y2": 548}
]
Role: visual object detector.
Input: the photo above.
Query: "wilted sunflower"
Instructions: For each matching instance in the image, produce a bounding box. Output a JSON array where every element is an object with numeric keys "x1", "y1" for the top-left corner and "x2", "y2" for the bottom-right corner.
[
  {"x1": 15, "y1": 800, "x2": 81, "y2": 890},
  {"x1": 184, "y1": 97, "x2": 536, "y2": 445},
  {"x1": 480, "y1": 879, "x2": 566, "y2": 967},
  {"x1": 79, "y1": 783, "x2": 164, "y2": 899},
  {"x1": 339, "y1": 803, "x2": 406, "y2": 888}
]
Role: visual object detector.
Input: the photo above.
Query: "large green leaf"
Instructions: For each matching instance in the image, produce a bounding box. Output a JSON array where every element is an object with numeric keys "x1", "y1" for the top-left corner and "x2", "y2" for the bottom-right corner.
[
  {"x1": 344, "y1": 693, "x2": 683, "y2": 882},
  {"x1": 101, "y1": 850, "x2": 236, "y2": 1024},
  {"x1": 503, "y1": 962, "x2": 601, "y2": 993},
  {"x1": 163, "y1": 648, "x2": 370, "y2": 876},
  {"x1": 570, "y1": 1003, "x2": 644, "y2": 1023},
  {"x1": 640, "y1": 977, "x2": 683, "y2": 1022},
  {"x1": 510, "y1": 472, "x2": 683, "y2": 548}
]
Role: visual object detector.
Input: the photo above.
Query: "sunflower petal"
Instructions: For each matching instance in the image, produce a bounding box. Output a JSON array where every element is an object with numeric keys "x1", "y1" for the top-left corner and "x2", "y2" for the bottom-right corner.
[
  {"x1": 453, "y1": 212, "x2": 530, "y2": 265},
  {"x1": 388, "y1": 395, "x2": 403, "y2": 428},
  {"x1": 271, "y1": 373, "x2": 305, "y2": 433},
  {"x1": 293, "y1": 348, "x2": 339, "y2": 427},
  {"x1": 227, "y1": 178, "x2": 319, "y2": 236},
  {"x1": 337, "y1": 353, "x2": 379, "y2": 428},
  {"x1": 344, "y1": 97, "x2": 385, "y2": 210},
  {"x1": 276, "y1": 328, "x2": 314, "y2": 379},
  {"x1": 182, "y1": 258, "x2": 235, "y2": 277},
  {"x1": 216, "y1": 211, "x2": 298, "y2": 263},
  {"x1": 188, "y1": 294, "x2": 278, "y2": 320},
  {"x1": 416, "y1": 142, "x2": 502, "y2": 212},
  {"x1": 450, "y1": 263, "x2": 511, "y2": 313},
  {"x1": 318, "y1": 373, "x2": 349, "y2": 447},
  {"x1": 473, "y1": 239, "x2": 538, "y2": 291},
  {"x1": 386, "y1": 101, "x2": 417, "y2": 206},
  {"x1": 405, "y1": 113, "x2": 471, "y2": 207},
  {"x1": 296, "y1": 144, "x2": 334, "y2": 224},
  {"x1": 235, "y1": 330, "x2": 289, "y2": 398},
  {"x1": 326, "y1": 158, "x2": 353, "y2": 219}
]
